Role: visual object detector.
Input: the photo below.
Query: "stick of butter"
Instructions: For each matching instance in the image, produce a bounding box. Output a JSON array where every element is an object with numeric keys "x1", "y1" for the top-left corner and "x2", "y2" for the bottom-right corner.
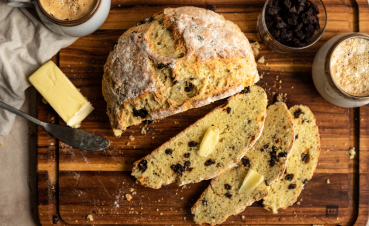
[
  {"x1": 29, "y1": 61, "x2": 94, "y2": 128},
  {"x1": 239, "y1": 169, "x2": 264, "y2": 193}
]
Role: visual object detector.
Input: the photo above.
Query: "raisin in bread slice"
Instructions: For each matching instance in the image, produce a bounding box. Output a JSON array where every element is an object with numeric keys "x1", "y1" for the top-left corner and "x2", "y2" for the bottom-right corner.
[
  {"x1": 131, "y1": 86, "x2": 267, "y2": 189},
  {"x1": 191, "y1": 102, "x2": 294, "y2": 225},
  {"x1": 103, "y1": 6, "x2": 259, "y2": 137},
  {"x1": 263, "y1": 105, "x2": 320, "y2": 213}
]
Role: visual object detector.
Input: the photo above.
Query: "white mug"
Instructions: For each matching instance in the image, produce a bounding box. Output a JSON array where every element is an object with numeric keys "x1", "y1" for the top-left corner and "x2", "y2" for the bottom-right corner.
[
  {"x1": 312, "y1": 32, "x2": 369, "y2": 108},
  {"x1": 6, "y1": 0, "x2": 111, "y2": 37}
]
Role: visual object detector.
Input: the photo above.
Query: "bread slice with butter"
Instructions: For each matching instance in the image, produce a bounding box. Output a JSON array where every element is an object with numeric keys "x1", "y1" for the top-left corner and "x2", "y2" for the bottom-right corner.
[
  {"x1": 263, "y1": 105, "x2": 320, "y2": 213},
  {"x1": 191, "y1": 102, "x2": 294, "y2": 225},
  {"x1": 131, "y1": 86, "x2": 267, "y2": 189}
]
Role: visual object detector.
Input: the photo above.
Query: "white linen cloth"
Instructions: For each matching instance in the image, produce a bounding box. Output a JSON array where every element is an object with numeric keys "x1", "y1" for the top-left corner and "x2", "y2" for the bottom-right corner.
[{"x1": 0, "y1": 1, "x2": 77, "y2": 136}]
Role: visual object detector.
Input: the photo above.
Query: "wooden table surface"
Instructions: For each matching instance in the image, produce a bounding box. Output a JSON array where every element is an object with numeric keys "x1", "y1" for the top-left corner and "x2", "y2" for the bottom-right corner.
[{"x1": 36, "y1": 0, "x2": 369, "y2": 225}]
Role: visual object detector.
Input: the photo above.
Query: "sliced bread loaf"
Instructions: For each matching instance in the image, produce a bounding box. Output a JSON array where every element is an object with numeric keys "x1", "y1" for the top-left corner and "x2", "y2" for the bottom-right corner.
[
  {"x1": 263, "y1": 105, "x2": 320, "y2": 213},
  {"x1": 131, "y1": 86, "x2": 267, "y2": 189},
  {"x1": 191, "y1": 102, "x2": 295, "y2": 225}
]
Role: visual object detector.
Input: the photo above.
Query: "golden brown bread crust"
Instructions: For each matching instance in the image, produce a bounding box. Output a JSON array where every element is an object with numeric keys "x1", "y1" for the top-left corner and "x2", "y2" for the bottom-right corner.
[{"x1": 102, "y1": 7, "x2": 259, "y2": 136}]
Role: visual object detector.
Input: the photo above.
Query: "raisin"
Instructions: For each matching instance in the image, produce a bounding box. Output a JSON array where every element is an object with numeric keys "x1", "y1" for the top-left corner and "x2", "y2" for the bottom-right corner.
[
  {"x1": 185, "y1": 82, "x2": 195, "y2": 92},
  {"x1": 285, "y1": 174, "x2": 294, "y2": 181},
  {"x1": 184, "y1": 161, "x2": 191, "y2": 167},
  {"x1": 136, "y1": 16, "x2": 153, "y2": 26},
  {"x1": 270, "y1": 28, "x2": 281, "y2": 38},
  {"x1": 294, "y1": 109, "x2": 303, "y2": 118},
  {"x1": 224, "y1": 193, "x2": 232, "y2": 199},
  {"x1": 205, "y1": 159, "x2": 215, "y2": 166},
  {"x1": 315, "y1": 22, "x2": 321, "y2": 30},
  {"x1": 171, "y1": 163, "x2": 185, "y2": 176},
  {"x1": 284, "y1": 0, "x2": 292, "y2": 8},
  {"x1": 267, "y1": 6, "x2": 281, "y2": 15},
  {"x1": 275, "y1": 138, "x2": 280, "y2": 144},
  {"x1": 198, "y1": 35, "x2": 204, "y2": 42},
  {"x1": 202, "y1": 199, "x2": 208, "y2": 205},
  {"x1": 287, "y1": 17, "x2": 298, "y2": 25},
  {"x1": 279, "y1": 152, "x2": 287, "y2": 157},
  {"x1": 157, "y1": 63, "x2": 169, "y2": 69},
  {"x1": 303, "y1": 179, "x2": 308, "y2": 184},
  {"x1": 138, "y1": 159, "x2": 148, "y2": 172},
  {"x1": 261, "y1": 144, "x2": 269, "y2": 152},
  {"x1": 188, "y1": 141, "x2": 198, "y2": 147},
  {"x1": 224, "y1": 184, "x2": 232, "y2": 190},
  {"x1": 157, "y1": 42, "x2": 161, "y2": 45},
  {"x1": 301, "y1": 153, "x2": 307, "y2": 162},
  {"x1": 226, "y1": 107, "x2": 231, "y2": 114},
  {"x1": 295, "y1": 135, "x2": 298, "y2": 139},
  {"x1": 266, "y1": 20, "x2": 275, "y2": 29},
  {"x1": 288, "y1": 184, "x2": 296, "y2": 189},
  {"x1": 284, "y1": 168, "x2": 287, "y2": 174},
  {"x1": 242, "y1": 157, "x2": 251, "y2": 167},
  {"x1": 112, "y1": 41, "x2": 118, "y2": 50},
  {"x1": 273, "y1": 15, "x2": 283, "y2": 23},
  {"x1": 53, "y1": 216, "x2": 59, "y2": 224},
  {"x1": 294, "y1": 30, "x2": 305, "y2": 40},
  {"x1": 133, "y1": 109, "x2": 148, "y2": 118},
  {"x1": 184, "y1": 153, "x2": 190, "y2": 158},
  {"x1": 265, "y1": 180, "x2": 270, "y2": 186},
  {"x1": 269, "y1": 159, "x2": 276, "y2": 167},
  {"x1": 207, "y1": 5, "x2": 216, "y2": 12},
  {"x1": 165, "y1": 149, "x2": 173, "y2": 155},
  {"x1": 276, "y1": 20, "x2": 287, "y2": 29},
  {"x1": 304, "y1": 24, "x2": 315, "y2": 34}
]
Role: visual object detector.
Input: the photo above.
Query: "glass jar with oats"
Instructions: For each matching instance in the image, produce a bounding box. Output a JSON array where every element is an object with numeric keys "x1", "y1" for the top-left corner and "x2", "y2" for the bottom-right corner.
[{"x1": 312, "y1": 32, "x2": 369, "y2": 107}]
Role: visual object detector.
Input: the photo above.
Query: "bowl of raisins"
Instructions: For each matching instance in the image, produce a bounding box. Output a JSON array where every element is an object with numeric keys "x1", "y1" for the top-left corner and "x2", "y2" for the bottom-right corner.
[{"x1": 257, "y1": 0, "x2": 327, "y2": 53}]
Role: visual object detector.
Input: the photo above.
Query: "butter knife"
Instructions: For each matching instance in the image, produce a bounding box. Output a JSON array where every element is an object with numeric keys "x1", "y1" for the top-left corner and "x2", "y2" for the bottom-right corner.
[{"x1": 0, "y1": 100, "x2": 110, "y2": 151}]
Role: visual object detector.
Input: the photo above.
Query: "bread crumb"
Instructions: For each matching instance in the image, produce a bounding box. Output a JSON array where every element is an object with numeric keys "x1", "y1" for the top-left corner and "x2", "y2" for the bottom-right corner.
[
  {"x1": 160, "y1": 213, "x2": 163, "y2": 215},
  {"x1": 258, "y1": 56, "x2": 265, "y2": 63},
  {"x1": 276, "y1": 93, "x2": 287, "y2": 103},
  {"x1": 156, "y1": 209, "x2": 159, "y2": 211},
  {"x1": 241, "y1": 215, "x2": 245, "y2": 220},
  {"x1": 129, "y1": 188, "x2": 135, "y2": 193},
  {"x1": 297, "y1": 202, "x2": 300, "y2": 205},
  {"x1": 181, "y1": 197, "x2": 184, "y2": 200},
  {"x1": 361, "y1": 118, "x2": 364, "y2": 121},
  {"x1": 181, "y1": 185, "x2": 187, "y2": 189},
  {"x1": 141, "y1": 127, "x2": 147, "y2": 134},
  {"x1": 250, "y1": 42, "x2": 260, "y2": 57},
  {"x1": 125, "y1": 194, "x2": 133, "y2": 201},
  {"x1": 174, "y1": 121, "x2": 179, "y2": 124},
  {"x1": 184, "y1": 217, "x2": 186, "y2": 220},
  {"x1": 266, "y1": 63, "x2": 269, "y2": 66},
  {"x1": 129, "y1": 135, "x2": 135, "y2": 141},
  {"x1": 327, "y1": 179, "x2": 330, "y2": 184},
  {"x1": 87, "y1": 214, "x2": 94, "y2": 222},
  {"x1": 42, "y1": 98, "x2": 48, "y2": 104},
  {"x1": 349, "y1": 147, "x2": 356, "y2": 159},
  {"x1": 152, "y1": 137, "x2": 155, "y2": 139}
]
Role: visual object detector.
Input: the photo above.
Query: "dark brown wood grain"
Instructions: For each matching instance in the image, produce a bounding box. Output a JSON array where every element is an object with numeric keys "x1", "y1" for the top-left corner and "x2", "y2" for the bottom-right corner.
[{"x1": 37, "y1": 0, "x2": 369, "y2": 225}]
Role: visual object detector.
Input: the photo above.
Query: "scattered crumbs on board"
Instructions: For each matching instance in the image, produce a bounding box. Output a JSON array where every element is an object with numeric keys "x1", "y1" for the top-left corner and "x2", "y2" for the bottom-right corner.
[
  {"x1": 87, "y1": 214, "x2": 94, "y2": 222},
  {"x1": 349, "y1": 147, "x2": 356, "y2": 159}
]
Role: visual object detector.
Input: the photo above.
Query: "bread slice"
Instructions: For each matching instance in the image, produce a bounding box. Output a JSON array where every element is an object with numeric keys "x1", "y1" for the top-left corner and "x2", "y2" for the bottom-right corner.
[
  {"x1": 102, "y1": 7, "x2": 259, "y2": 136},
  {"x1": 131, "y1": 86, "x2": 267, "y2": 189},
  {"x1": 191, "y1": 102, "x2": 295, "y2": 225},
  {"x1": 263, "y1": 105, "x2": 320, "y2": 213}
]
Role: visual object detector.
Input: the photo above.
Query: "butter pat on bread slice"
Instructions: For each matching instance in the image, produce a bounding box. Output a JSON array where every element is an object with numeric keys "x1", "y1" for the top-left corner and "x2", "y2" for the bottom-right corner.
[{"x1": 29, "y1": 61, "x2": 94, "y2": 128}]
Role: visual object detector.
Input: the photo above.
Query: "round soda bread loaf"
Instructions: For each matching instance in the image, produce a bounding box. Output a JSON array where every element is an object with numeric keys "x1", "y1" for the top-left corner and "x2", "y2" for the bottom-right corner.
[
  {"x1": 192, "y1": 102, "x2": 295, "y2": 225},
  {"x1": 102, "y1": 6, "x2": 259, "y2": 136},
  {"x1": 131, "y1": 86, "x2": 267, "y2": 189},
  {"x1": 263, "y1": 105, "x2": 320, "y2": 213}
]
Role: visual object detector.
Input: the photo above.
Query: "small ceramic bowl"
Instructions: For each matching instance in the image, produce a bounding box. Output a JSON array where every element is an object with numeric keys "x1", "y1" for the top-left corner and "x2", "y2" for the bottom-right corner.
[{"x1": 6, "y1": 0, "x2": 111, "y2": 37}]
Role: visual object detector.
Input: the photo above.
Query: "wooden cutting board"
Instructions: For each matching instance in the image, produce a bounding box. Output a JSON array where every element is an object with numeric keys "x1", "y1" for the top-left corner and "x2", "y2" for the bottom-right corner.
[{"x1": 37, "y1": 0, "x2": 369, "y2": 225}]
